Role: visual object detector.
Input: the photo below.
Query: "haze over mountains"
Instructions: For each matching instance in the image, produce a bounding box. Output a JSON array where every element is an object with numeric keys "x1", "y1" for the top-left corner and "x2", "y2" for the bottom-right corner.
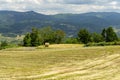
[{"x1": 0, "y1": 10, "x2": 120, "y2": 37}]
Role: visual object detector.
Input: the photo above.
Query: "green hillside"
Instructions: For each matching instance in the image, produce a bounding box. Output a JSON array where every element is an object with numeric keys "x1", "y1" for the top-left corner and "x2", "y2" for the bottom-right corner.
[{"x1": 0, "y1": 11, "x2": 120, "y2": 37}]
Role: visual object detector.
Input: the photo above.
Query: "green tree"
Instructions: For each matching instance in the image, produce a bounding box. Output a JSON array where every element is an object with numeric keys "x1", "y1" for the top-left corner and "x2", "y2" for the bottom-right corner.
[
  {"x1": 101, "y1": 28, "x2": 106, "y2": 41},
  {"x1": 39, "y1": 26, "x2": 55, "y2": 44},
  {"x1": 39, "y1": 27, "x2": 66, "y2": 44},
  {"x1": 0, "y1": 41, "x2": 8, "y2": 49},
  {"x1": 23, "y1": 26, "x2": 66, "y2": 46},
  {"x1": 54, "y1": 30, "x2": 65, "y2": 44},
  {"x1": 30, "y1": 28, "x2": 41, "y2": 46},
  {"x1": 106, "y1": 27, "x2": 118, "y2": 42},
  {"x1": 23, "y1": 33, "x2": 31, "y2": 46},
  {"x1": 91, "y1": 33, "x2": 103, "y2": 43},
  {"x1": 78, "y1": 29, "x2": 91, "y2": 44}
]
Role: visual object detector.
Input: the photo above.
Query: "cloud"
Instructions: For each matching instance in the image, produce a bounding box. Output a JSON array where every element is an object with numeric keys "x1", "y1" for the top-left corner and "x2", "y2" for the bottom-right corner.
[
  {"x1": 45, "y1": 0, "x2": 115, "y2": 5},
  {"x1": 0, "y1": 0, "x2": 120, "y2": 14}
]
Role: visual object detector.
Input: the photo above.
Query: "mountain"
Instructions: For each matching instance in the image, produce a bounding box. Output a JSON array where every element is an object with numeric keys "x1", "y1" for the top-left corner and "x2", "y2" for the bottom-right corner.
[{"x1": 0, "y1": 11, "x2": 120, "y2": 37}]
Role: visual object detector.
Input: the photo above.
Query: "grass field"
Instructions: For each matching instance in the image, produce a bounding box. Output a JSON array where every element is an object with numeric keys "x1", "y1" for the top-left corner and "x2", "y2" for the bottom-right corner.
[{"x1": 0, "y1": 44, "x2": 120, "y2": 80}]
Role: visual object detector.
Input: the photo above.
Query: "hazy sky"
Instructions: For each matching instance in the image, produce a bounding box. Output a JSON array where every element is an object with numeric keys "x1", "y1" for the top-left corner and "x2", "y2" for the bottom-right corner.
[{"x1": 0, "y1": 0, "x2": 120, "y2": 14}]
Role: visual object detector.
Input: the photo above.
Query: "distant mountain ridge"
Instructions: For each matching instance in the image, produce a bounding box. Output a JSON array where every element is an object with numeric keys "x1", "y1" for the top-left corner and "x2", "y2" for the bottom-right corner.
[{"x1": 0, "y1": 11, "x2": 120, "y2": 37}]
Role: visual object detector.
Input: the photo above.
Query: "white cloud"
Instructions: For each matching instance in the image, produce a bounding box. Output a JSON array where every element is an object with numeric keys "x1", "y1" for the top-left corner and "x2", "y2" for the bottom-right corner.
[
  {"x1": 109, "y1": 1, "x2": 118, "y2": 5},
  {"x1": 0, "y1": 0, "x2": 120, "y2": 14}
]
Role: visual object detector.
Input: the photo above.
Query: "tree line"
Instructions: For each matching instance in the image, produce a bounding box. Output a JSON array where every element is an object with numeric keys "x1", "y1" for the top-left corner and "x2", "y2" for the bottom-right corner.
[
  {"x1": 23, "y1": 27, "x2": 65, "y2": 47},
  {"x1": 0, "y1": 26, "x2": 118, "y2": 50},
  {"x1": 78, "y1": 27, "x2": 118, "y2": 44},
  {"x1": 23, "y1": 26, "x2": 119, "y2": 47}
]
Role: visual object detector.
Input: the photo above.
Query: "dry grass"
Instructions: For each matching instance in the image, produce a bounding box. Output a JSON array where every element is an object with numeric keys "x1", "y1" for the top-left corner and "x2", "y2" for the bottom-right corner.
[
  {"x1": 0, "y1": 44, "x2": 120, "y2": 80},
  {"x1": 37, "y1": 44, "x2": 84, "y2": 49}
]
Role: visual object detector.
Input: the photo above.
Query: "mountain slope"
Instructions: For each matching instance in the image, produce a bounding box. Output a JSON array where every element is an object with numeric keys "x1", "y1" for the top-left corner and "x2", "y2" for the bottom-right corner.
[{"x1": 0, "y1": 11, "x2": 120, "y2": 37}]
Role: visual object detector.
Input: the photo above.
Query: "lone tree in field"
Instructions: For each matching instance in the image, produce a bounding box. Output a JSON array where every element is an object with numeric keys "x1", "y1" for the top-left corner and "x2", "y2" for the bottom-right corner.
[{"x1": 78, "y1": 29, "x2": 91, "y2": 44}]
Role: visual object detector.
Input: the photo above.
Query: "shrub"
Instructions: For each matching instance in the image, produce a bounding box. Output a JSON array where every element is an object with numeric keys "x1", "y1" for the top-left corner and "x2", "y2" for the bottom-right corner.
[
  {"x1": 64, "y1": 38, "x2": 79, "y2": 44},
  {"x1": 85, "y1": 41, "x2": 120, "y2": 47},
  {"x1": 0, "y1": 41, "x2": 8, "y2": 50}
]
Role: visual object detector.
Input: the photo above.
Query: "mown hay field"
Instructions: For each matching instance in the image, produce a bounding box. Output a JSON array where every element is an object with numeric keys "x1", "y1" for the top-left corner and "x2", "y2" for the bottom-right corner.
[{"x1": 0, "y1": 44, "x2": 120, "y2": 80}]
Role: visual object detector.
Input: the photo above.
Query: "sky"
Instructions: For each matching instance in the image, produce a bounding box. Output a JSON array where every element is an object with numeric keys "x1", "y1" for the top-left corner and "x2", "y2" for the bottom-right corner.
[{"x1": 0, "y1": 0, "x2": 120, "y2": 14}]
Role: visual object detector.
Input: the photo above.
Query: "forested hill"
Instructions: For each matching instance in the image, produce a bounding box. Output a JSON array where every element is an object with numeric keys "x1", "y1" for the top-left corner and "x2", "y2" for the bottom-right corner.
[{"x1": 0, "y1": 11, "x2": 120, "y2": 37}]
